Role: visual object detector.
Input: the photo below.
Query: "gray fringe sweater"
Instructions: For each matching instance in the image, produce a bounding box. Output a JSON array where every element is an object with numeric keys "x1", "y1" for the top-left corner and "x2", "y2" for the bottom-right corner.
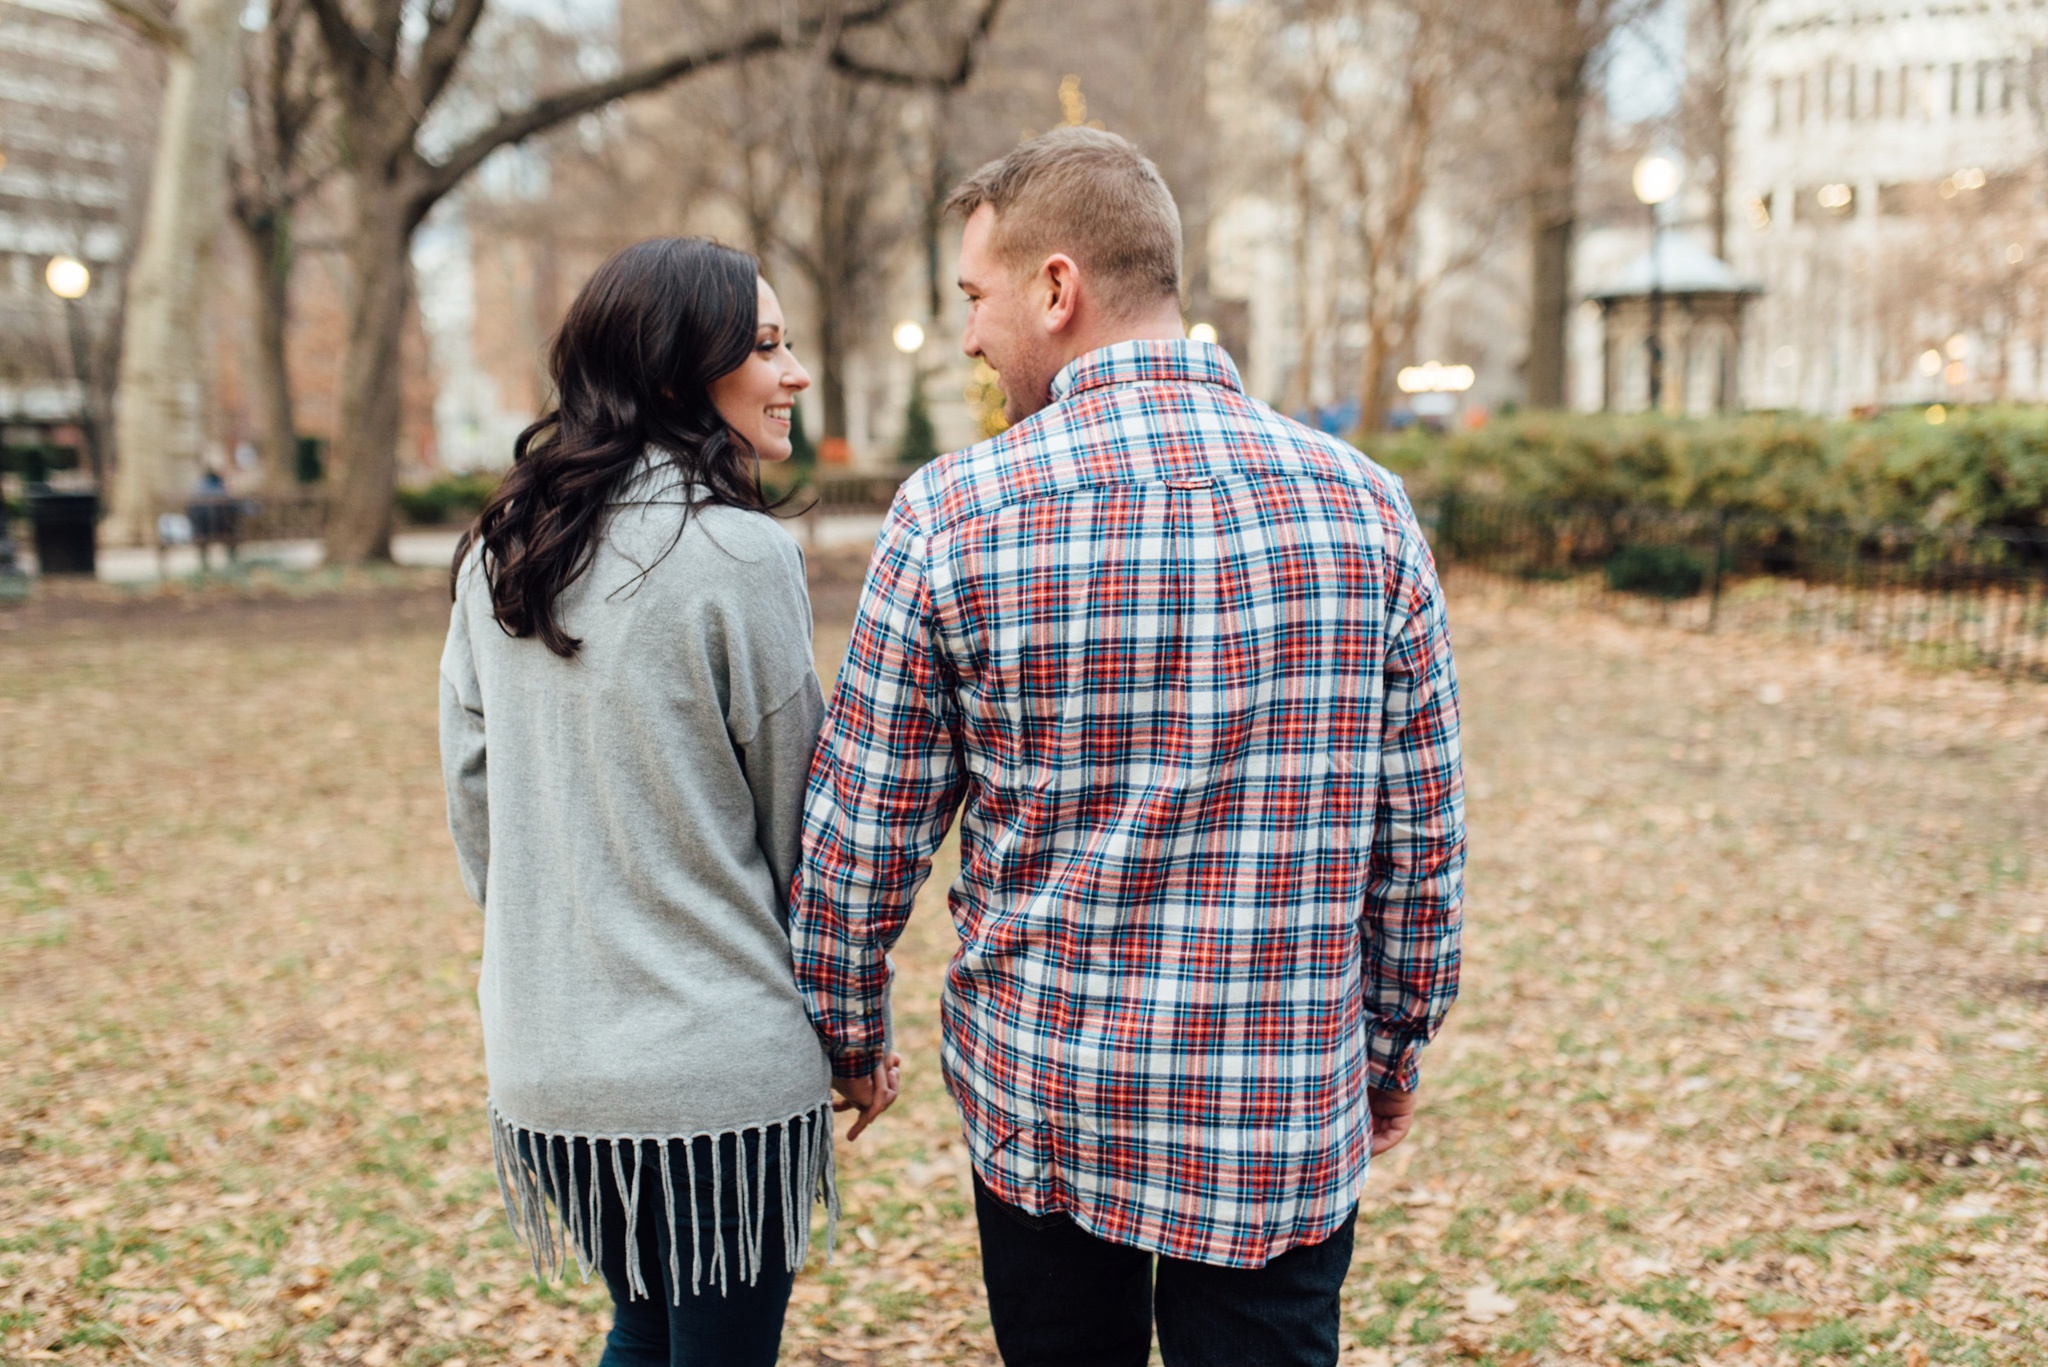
[{"x1": 438, "y1": 453, "x2": 833, "y2": 1296}]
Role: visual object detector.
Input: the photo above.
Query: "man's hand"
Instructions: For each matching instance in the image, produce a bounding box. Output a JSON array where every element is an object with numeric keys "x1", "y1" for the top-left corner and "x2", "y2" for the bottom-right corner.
[
  {"x1": 832, "y1": 1052, "x2": 903, "y2": 1141},
  {"x1": 1368, "y1": 1086, "x2": 1419, "y2": 1156}
]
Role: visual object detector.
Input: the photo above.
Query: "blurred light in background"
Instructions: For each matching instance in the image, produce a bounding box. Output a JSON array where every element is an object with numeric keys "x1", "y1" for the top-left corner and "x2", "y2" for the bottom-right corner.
[
  {"x1": 892, "y1": 320, "x2": 926, "y2": 354},
  {"x1": 1188, "y1": 322, "x2": 1218, "y2": 344},
  {"x1": 1631, "y1": 155, "x2": 1680, "y2": 207},
  {"x1": 1397, "y1": 361, "x2": 1476, "y2": 394},
  {"x1": 1919, "y1": 349, "x2": 1944, "y2": 376},
  {"x1": 1773, "y1": 346, "x2": 1796, "y2": 368},
  {"x1": 1946, "y1": 333, "x2": 1969, "y2": 360},
  {"x1": 1945, "y1": 361, "x2": 1968, "y2": 386},
  {"x1": 45, "y1": 256, "x2": 90, "y2": 299},
  {"x1": 1926, "y1": 404, "x2": 1947, "y2": 425},
  {"x1": 2009, "y1": 243, "x2": 2027, "y2": 265},
  {"x1": 1816, "y1": 183, "x2": 1853, "y2": 211}
]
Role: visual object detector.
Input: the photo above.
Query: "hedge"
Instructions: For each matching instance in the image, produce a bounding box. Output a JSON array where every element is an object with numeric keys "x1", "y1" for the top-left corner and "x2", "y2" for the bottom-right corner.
[
  {"x1": 395, "y1": 472, "x2": 502, "y2": 526},
  {"x1": 1367, "y1": 408, "x2": 2048, "y2": 533}
]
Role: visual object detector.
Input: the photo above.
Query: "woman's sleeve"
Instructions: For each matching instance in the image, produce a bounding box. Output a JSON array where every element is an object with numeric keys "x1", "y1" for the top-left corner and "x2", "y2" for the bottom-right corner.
[
  {"x1": 439, "y1": 596, "x2": 491, "y2": 909},
  {"x1": 730, "y1": 536, "x2": 826, "y2": 924}
]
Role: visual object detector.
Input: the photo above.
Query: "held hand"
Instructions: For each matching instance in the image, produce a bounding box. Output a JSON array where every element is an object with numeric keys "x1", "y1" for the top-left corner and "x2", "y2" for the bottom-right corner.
[
  {"x1": 1367, "y1": 1085, "x2": 1419, "y2": 1156},
  {"x1": 832, "y1": 1052, "x2": 903, "y2": 1141}
]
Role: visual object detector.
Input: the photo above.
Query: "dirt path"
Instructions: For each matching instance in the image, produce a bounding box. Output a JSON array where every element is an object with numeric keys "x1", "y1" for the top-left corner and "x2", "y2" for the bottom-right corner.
[{"x1": 2, "y1": 564, "x2": 2043, "y2": 1366}]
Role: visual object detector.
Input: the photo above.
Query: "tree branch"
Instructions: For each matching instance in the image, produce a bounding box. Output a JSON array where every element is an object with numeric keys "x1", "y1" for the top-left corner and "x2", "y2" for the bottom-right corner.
[
  {"x1": 826, "y1": 0, "x2": 1004, "y2": 88},
  {"x1": 407, "y1": 0, "x2": 905, "y2": 217},
  {"x1": 301, "y1": 0, "x2": 376, "y2": 85},
  {"x1": 99, "y1": 0, "x2": 182, "y2": 51},
  {"x1": 410, "y1": 0, "x2": 488, "y2": 113}
]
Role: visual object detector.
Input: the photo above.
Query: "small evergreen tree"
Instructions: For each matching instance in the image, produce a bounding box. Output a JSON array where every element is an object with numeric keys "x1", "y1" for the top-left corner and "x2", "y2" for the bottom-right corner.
[
  {"x1": 787, "y1": 403, "x2": 818, "y2": 472},
  {"x1": 896, "y1": 375, "x2": 940, "y2": 468}
]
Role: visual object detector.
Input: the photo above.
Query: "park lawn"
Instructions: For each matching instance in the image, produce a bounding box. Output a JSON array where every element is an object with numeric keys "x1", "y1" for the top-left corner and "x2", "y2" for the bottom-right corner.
[{"x1": 0, "y1": 562, "x2": 2043, "y2": 1367}]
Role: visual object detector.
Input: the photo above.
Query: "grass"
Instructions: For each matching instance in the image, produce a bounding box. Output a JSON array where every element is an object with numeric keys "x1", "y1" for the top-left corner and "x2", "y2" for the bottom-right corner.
[{"x1": 1, "y1": 562, "x2": 2045, "y2": 1365}]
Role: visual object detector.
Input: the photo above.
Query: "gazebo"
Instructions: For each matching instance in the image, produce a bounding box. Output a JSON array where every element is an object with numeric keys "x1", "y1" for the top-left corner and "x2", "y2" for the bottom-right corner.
[{"x1": 1588, "y1": 235, "x2": 1761, "y2": 414}]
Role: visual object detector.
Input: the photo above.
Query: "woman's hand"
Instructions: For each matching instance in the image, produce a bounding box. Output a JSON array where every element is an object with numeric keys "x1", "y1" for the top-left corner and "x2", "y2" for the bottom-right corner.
[{"x1": 832, "y1": 1052, "x2": 903, "y2": 1140}]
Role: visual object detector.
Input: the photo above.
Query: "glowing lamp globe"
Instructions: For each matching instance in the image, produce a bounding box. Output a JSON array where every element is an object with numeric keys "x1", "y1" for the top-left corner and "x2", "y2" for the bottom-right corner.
[
  {"x1": 46, "y1": 255, "x2": 91, "y2": 300},
  {"x1": 1631, "y1": 156, "x2": 1681, "y2": 208}
]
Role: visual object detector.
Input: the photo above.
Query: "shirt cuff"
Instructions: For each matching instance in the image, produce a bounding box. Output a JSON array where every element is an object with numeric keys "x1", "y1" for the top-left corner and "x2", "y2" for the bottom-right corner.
[
  {"x1": 1367, "y1": 1031, "x2": 1423, "y2": 1093},
  {"x1": 830, "y1": 1046, "x2": 886, "y2": 1081}
]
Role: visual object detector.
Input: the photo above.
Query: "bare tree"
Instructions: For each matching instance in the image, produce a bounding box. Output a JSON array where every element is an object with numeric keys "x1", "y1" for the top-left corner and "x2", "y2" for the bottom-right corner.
[
  {"x1": 296, "y1": 0, "x2": 1000, "y2": 563},
  {"x1": 103, "y1": 0, "x2": 247, "y2": 546},
  {"x1": 229, "y1": 0, "x2": 333, "y2": 493},
  {"x1": 627, "y1": 0, "x2": 1001, "y2": 447},
  {"x1": 1447, "y1": 0, "x2": 1654, "y2": 409},
  {"x1": 1226, "y1": 0, "x2": 1513, "y2": 430}
]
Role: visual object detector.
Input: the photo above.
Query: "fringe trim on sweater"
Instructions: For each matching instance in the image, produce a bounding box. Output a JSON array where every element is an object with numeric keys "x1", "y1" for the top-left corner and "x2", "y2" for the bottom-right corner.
[{"x1": 488, "y1": 1102, "x2": 838, "y2": 1302}]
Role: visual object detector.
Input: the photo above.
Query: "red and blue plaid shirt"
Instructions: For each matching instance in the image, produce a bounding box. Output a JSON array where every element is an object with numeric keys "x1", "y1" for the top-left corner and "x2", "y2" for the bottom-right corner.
[{"x1": 792, "y1": 340, "x2": 1464, "y2": 1267}]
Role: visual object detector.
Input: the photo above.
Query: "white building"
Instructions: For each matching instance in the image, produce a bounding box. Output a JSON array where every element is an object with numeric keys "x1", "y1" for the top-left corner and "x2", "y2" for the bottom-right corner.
[{"x1": 1729, "y1": 0, "x2": 2048, "y2": 411}]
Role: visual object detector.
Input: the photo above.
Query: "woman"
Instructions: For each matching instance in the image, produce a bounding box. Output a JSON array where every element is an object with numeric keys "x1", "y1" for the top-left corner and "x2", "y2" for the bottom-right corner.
[{"x1": 439, "y1": 237, "x2": 895, "y2": 1365}]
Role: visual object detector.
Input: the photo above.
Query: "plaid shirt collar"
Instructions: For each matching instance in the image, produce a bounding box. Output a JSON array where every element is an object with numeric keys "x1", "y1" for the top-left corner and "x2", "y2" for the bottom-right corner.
[{"x1": 1048, "y1": 338, "x2": 1246, "y2": 404}]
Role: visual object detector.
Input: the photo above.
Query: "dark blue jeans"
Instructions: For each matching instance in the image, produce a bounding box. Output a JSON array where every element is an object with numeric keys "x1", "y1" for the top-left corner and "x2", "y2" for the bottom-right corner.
[
  {"x1": 524, "y1": 1130, "x2": 796, "y2": 1367},
  {"x1": 973, "y1": 1173, "x2": 1355, "y2": 1367}
]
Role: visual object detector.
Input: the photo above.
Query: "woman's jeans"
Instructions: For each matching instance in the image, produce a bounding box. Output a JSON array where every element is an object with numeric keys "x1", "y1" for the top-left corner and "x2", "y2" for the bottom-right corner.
[{"x1": 521, "y1": 1129, "x2": 796, "y2": 1367}]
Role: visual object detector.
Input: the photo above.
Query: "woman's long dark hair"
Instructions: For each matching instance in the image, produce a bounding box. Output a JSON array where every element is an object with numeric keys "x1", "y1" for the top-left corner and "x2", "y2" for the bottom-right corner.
[{"x1": 453, "y1": 237, "x2": 775, "y2": 658}]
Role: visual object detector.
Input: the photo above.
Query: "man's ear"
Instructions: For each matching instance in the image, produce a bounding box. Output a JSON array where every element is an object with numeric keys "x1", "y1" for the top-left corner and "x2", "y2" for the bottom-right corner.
[{"x1": 1040, "y1": 254, "x2": 1081, "y2": 335}]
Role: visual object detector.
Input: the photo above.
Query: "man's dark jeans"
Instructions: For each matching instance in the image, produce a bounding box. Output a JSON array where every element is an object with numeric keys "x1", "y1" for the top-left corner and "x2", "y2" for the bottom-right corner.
[{"x1": 973, "y1": 1174, "x2": 1355, "y2": 1367}]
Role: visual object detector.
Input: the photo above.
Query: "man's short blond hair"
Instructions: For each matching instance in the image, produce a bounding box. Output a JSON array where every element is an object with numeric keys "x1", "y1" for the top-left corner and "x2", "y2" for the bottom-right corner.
[{"x1": 946, "y1": 127, "x2": 1182, "y2": 318}]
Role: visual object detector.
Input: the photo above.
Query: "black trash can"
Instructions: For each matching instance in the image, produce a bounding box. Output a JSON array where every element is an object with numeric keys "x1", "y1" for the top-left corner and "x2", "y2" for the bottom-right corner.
[{"x1": 29, "y1": 490, "x2": 98, "y2": 576}]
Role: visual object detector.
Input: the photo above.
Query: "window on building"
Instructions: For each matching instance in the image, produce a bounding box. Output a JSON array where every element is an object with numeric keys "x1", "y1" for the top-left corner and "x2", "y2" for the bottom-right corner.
[
  {"x1": 1977, "y1": 61, "x2": 1989, "y2": 114},
  {"x1": 1823, "y1": 59, "x2": 1835, "y2": 120},
  {"x1": 1772, "y1": 76, "x2": 1784, "y2": 132},
  {"x1": 1951, "y1": 62, "x2": 1962, "y2": 115},
  {"x1": 2003, "y1": 60, "x2": 2017, "y2": 113},
  {"x1": 1873, "y1": 68, "x2": 1885, "y2": 117}
]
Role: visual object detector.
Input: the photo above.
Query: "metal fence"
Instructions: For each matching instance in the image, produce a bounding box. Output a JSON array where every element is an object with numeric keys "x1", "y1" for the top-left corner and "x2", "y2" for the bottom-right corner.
[{"x1": 1422, "y1": 496, "x2": 2048, "y2": 677}]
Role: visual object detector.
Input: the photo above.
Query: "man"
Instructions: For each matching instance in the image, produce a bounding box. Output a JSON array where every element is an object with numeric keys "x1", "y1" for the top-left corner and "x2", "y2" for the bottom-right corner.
[{"x1": 793, "y1": 127, "x2": 1465, "y2": 1367}]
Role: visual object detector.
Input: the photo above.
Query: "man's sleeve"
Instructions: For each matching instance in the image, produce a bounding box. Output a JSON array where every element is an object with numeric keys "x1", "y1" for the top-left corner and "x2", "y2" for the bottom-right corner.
[
  {"x1": 791, "y1": 494, "x2": 967, "y2": 1079},
  {"x1": 438, "y1": 597, "x2": 490, "y2": 910},
  {"x1": 1361, "y1": 517, "x2": 1466, "y2": 1092}
]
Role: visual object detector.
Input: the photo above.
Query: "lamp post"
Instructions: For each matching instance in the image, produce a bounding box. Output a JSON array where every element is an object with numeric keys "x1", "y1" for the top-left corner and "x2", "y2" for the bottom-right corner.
[
  {"x1": 44, "y1": 256, "x2": 101, "y2": 484},
  {"x1": 892, "y1": 320, "x2": 937, "y2": 467},
  {"x1": 1632, "y1": 155, "x2": 1681, "y2": 413}
]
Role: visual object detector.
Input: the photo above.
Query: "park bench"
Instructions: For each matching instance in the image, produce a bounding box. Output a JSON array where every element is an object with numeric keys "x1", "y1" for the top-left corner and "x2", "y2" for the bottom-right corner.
[
  {"x1": 794, "y1": 474, "x2": 904, "y2": 545},
  {"x1": 158, "y1": 494, "x2": 329, "y2": 572}
]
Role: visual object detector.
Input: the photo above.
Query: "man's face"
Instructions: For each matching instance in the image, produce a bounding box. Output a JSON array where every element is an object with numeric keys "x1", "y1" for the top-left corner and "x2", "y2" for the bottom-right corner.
[{"x1": 957, "y1": 205, "x2": 1063, "y2": 425}]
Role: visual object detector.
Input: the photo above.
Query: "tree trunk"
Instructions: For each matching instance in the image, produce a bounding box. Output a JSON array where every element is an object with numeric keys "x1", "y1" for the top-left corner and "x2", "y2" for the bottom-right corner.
[
  {"x1": 814, "y1": 181, "x2": 852, "y2": 441},
  {"x1": 818, "y1": 285, "x2": 850, "y2": 440},
  {"x1": 1523, "y1": 49, "x2": 1584, "y2": 411},
  {"x1": 106, "y1": 0, "x2": 244, "y2": 545},
  {"x1": 1358, "y1": 317, "x2": 1396, "y2": 437},
  {"x1": 240, "y1": 211, "x2": 300, "y2": 493},
  {"x1": 321, "y1": 184, "x2": 412, "y2": 563}
]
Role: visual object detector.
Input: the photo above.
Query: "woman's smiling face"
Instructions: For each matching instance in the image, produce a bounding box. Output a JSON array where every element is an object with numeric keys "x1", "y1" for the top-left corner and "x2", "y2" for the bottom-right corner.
[{"x1": 708, "y1": 277, "x2": 810, "y2": 462}]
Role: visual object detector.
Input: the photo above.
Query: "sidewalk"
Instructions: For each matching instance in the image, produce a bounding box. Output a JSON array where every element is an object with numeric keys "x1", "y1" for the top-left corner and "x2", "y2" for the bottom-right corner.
[{"x1": 28, "y1": 513, "x2": 888, "y2": 584}]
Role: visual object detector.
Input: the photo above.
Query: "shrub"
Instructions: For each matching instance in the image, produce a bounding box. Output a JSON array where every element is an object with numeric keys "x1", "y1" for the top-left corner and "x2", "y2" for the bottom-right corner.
[
  {"x1": 395, "y1": 472, "x2": 500, "y2": 526},
  {"x1": 1368, "y1": 408, "x2": 2048, "y2": 532},
  {"x1": 1605, "y1": 544, "x2": 1709, "y2": 598}
]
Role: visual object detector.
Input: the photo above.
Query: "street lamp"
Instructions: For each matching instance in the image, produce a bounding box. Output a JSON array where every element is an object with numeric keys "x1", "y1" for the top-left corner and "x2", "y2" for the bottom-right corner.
[
  {"x1": 43, "y1": 256, "x2": 101, "y2": 487},
  {"x1": 45, "y1": 256, "x2": 91, "y2": 300},
  {"x1": 1632, "y1": 155, "x2": 1680, "y2": 413}
]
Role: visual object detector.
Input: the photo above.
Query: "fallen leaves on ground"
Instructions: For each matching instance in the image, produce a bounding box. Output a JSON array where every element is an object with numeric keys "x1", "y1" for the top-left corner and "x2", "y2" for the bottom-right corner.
[{"x1": 1, "y1": 562, "x2": 2044, "y2": 1365}]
